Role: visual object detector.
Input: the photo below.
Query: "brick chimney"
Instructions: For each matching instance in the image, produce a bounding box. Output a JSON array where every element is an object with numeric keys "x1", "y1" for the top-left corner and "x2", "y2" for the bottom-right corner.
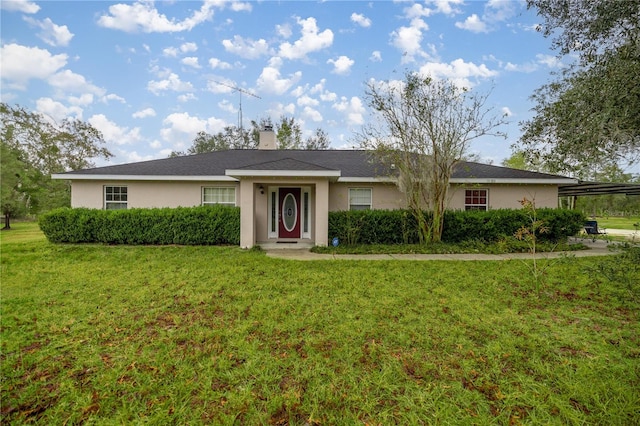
[{"x1": 258, "y1": 125, "x2": 276, "y2": 150}]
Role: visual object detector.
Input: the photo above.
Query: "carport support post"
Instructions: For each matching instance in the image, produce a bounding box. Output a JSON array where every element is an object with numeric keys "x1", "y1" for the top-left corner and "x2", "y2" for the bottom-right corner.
[{"x1": 240, "y1": 180, "x2": 255, "y2": 249}]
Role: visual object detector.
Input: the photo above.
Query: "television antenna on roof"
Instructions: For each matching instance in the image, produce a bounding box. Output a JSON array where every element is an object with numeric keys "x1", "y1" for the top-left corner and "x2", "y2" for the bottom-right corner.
[{"x1": 215, "y1": 81, "x2": 261, "y2": 142}]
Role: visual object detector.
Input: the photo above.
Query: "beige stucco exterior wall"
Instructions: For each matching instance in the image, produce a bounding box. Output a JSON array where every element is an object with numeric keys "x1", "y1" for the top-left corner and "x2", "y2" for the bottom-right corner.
[
  {"x1": 328, "y1": 182, "x2": 558, "y2": 211},
  {"x1": 68, "y1": 179, "x2": 559, "y2": 247},
  {"x1": 448, "y1": 184, "x2": 559, "y2": 210},
  {"x1": 70, "y1": 180, "x2": 239, "y2": 209},
  {"x1": 329, "y1": 182, "x2": 405, "y2": 211}
]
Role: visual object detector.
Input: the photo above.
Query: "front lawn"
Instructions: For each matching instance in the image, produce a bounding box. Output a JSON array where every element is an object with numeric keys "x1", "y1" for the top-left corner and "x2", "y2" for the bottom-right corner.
[
  {"x1": 1, "y1": 224, "x2": 638, "y2": 424},
  {"x1": 591, "y1": 216, "x2": 640, "y2": 230}
]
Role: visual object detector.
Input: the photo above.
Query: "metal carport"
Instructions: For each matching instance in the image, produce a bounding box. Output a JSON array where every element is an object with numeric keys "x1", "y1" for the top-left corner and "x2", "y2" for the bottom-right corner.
[{"x1": 558, "y1": 182, "x2": 640, "y2": 197}]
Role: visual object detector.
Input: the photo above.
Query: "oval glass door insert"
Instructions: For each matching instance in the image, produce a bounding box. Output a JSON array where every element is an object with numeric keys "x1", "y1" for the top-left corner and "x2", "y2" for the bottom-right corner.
[{"x1": 282, "y1": 193, "x2": 297, "y2": 232}]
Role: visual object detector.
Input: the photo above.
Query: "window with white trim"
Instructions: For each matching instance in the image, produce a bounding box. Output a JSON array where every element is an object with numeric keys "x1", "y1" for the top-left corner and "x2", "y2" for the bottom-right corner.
[
  {"x1": 105, "y1": 186, "x2": 127, "y2": 210},
  {"x1": 202, "y1": 187, "x2": 236, "y2": 206},
  {"x1": 349, "y1": 188, "x2": 372, "y2": 210},
  {"x1": 465, "y1": 189, "x2": 488, "y2": 211}
]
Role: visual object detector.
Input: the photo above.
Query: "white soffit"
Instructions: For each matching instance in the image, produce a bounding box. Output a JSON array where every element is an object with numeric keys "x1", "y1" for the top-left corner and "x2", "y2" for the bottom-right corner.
[
  {"x1": 51, "y1": 174, "x2": 238, "y2": 181},
  {"x1": 449, "y1": 178, "x2": 578, "y2": 184}
]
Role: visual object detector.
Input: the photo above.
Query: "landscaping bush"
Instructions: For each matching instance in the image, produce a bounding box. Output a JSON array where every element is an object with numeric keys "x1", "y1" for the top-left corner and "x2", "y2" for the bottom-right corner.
[
  {"x1": 327, "y1": 209, "x2": 419, "y2": 245},
  {"x1": 39, "y1": 206, "x2": 240, "y2": 245},
  {"x1": 328, "y1": 208, "x2": 585, "y2": 245}
]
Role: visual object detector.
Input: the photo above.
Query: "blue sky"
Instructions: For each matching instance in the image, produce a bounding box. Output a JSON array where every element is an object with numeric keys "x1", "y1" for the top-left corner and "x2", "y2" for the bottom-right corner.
[{"x1": 1, "y1": 0, "x2": 566, "y2": 167}]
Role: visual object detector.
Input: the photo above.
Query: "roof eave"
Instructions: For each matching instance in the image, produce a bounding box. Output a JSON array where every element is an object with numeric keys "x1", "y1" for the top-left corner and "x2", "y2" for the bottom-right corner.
[
  {"x1": 450, "y1": 178, "x2": 578, "y2": 184},
  {"x1": 225, "y1": 169, "x2": 341, "y2": 178},
  {"x1": 51, "y1": 174, "x2": 238, "y2": 181}
]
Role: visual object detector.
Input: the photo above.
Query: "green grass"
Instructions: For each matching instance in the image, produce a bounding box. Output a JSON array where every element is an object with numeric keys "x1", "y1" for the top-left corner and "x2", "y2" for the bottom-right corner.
[
  {"x1": 312, "y1": 240, "x2": 586, "y2": 255},
  {"x1": 591, "y1": 216, "x2": 640, "y2": 230},
  {"x1": 2, "y1": 224, "x2": 639, "y2": 424}
]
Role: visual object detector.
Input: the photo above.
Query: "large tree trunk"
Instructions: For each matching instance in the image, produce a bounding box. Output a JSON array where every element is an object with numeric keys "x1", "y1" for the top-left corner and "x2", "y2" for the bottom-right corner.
[{"x1": 2, "y1": 212, "x2": 10, "y2": 230}]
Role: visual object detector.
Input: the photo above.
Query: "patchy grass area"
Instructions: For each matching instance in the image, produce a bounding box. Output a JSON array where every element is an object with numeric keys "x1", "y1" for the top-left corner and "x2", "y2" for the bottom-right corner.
[
  {"x1": 312, "y1": 239, "x2": 586, "y2": 255},
  {"x1": 591, "y1": 216, "x2": 640, "y2": 230},
  {"x1": 2, "y1": 224, "x2": 639, "y2": 424}
]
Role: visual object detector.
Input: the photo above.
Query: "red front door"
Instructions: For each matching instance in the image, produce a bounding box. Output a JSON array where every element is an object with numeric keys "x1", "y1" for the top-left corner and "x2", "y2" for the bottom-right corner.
[{"x1": 279, "y1": 188, "x2": 301, "y2": 238}]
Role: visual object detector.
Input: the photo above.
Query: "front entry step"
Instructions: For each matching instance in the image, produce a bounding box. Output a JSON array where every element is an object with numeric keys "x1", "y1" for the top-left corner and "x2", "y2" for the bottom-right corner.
[{"x1": 259, "y1": 241, "x2": 314, "y2": 250}]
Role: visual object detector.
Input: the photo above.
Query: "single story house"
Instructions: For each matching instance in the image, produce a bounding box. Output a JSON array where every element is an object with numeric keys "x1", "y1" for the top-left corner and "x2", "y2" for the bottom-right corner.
[{"x1": 53, "y1": 128, "x2": 577, "y2": 248}]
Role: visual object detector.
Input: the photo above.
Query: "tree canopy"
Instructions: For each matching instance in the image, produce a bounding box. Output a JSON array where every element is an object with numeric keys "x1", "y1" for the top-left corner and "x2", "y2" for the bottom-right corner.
[
  {"x1": 0, "y1": 103, "x2": 112, "y2": 228},
  {"x1": 518, "y1": 0, "x2": 640, "y2": 177}
]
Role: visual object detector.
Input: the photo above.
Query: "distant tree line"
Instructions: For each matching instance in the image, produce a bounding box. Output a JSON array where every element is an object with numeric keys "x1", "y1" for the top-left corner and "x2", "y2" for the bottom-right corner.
[
  {"x1": 169, "y1": 116, "x2": 331, "y2": 157},
  {"x1": 1, "y1": 103, "x2": 111, "y2": 229}
]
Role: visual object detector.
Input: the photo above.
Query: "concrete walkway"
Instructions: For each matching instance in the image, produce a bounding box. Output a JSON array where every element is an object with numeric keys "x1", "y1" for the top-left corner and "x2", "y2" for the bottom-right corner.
[{"x1": 265, "y1": 238, "x2": 621, "y2": 261}]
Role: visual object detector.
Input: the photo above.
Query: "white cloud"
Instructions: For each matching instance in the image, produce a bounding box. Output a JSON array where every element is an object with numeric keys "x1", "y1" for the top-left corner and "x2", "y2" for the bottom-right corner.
[
  {"x1": 209, "y1": 58, "x2": 232, "y2": 70},
  {"x1": 0, "y1": 0, "x2": 40, "y2": 13},
  {"x1": 69, "y1": 94, "x2": 94, "y2": 106},
  {"x1": 256, "y1": 57, "x2": 302, "y2": 95},
  {"x1": 484, "y1": 0, "x2": 517, "y2": 23},
  {"x1": 48, "y1": 69, "x2": 106, "y2": 96},
  {"x1": 222, "y1": 35, "x2": 270, "y2": 59},
  {"x1": 218, "y1": 99, "x2": 236, "y2": 113},
  {"x1": 163, "y1": 42, "x2": 198, "y2": 57},
  {"x1": 23, "y1": 17, "x2": 74, "y2": 47},
  {"x1": 427, "y1": 0, "x2": 464, "y2": 16},
  {"x1": 0, "y1": 44, "x2": 67, "y2": 89},
  {"x1": 536, "y1": 54, "x2": 563, "y2": 69},
  {"x1": 267, "y1": 102, "x2": 296, "y2": 118},
  {"x1": 501, "y1": 106, "x2": 513, "y2": 117},
  {"x1": 297, "y1": 95, "x2": 319, "y2": 107},
  {"x1": 181, "y1": 57, "x2": 201, "y2": 68},
  {"x1": 327, "y1": 55, "x2": 354, "y2": 75},
  {"x1": 147, "y1": 73, "x2": 194, "y2": 95},
  {"x1": 122, "y1": 150, "x2": 156, "y2": 163},
  {"x1": 504, "y1": 61, "x2": 537, "y2": 73},
  {"x1": 390, "y1": 18, "x2": 430, "y2": 61},
  {"x1": 177, "y1": 93, "x2": 197, "y2": 102},
  {"x1": 455, "y1": 14, "x2": 488, "y2": 33},
  {"x1": 97, "y1": 1, "x2": 215, "y2": 33},
  {"x1": 332, "y1": 96, "x2": 365, "y2": 126},
  {"x1": 456, "y1": 0, "x2": 517, "y2": 33},
  {"x1": 180, "y1": 42, "x2": 198, "y2": 53},
  {"x1": 88, "y1": 114, "x2": 143, "y2": 145},
  {"x1": 370, "y1": 51, "x2": 382, "y2": 62},
  {"x1": 404, "y1": 3, "x2": 433, "y2": 19},
  {"x1": 36, "y1": 97, "x2": 83, "y2": 122},
  {"x1": 163, "y1": 46, "x2": 179, "y2": 57},
  {"x1": 278, "y1": 17, "x2": 334, "y2": 60},
  {"x1": 160, "y1": 112, "x2": 226, "y2": 144},
  {"x1": 102, "y1": 93, "x2": 126, "y2": 104},
  {"x1": 351, "y1": 13, "x2": 371, "y2": 28},
  {"x1": 302, "y1": 106, "x2": 322, "y2": 122},
  {"x1": 276, "y1": 24, "x2": 292, "y2": 38},
  {"x1": 419, "y1": 58, "x2": 498, "y2": 88},
  {"x1": 228, "y1": 2, "x2": 252, "y2": 12},
  {"x1": 133, "y1": 108, "x2": 156, "y2": 119},
  {"x1": 308, "y1": 79, "x2": 337, "y2": 102}
]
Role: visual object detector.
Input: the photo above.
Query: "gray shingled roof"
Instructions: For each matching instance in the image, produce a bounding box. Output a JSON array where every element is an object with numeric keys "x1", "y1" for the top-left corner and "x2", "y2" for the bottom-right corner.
[{"x1": 56, "y1": 149, "x2": 573, "y2": 181}]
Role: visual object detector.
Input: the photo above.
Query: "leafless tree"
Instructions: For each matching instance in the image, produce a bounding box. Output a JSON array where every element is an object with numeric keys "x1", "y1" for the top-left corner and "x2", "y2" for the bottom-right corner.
[{"x1": 358, "y1": 73, "x2": 506, "y2": 242}]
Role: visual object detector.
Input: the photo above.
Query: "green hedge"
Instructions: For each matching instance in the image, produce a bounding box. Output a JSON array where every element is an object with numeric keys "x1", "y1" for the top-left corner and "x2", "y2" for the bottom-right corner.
[
  {"x1": 329, "y1": 208, "x2": 585, "y2": 245},
  {"x1": 39, "y1": 206, "x2": 240, "y2": 245}
]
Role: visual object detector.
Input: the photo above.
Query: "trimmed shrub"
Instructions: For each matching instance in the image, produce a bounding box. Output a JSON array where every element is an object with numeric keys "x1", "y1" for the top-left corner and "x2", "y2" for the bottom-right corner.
[
  {"x1": 328, "y1": 208, "x2": 585, "y2": 245},
  {"x1": 39, "y1": 206, "x2": 240, "y2": 245}
]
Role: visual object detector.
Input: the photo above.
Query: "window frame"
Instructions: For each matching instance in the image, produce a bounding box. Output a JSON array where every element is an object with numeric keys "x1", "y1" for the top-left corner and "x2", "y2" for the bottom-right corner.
[
  {"x1": 464, "y1": 188, "x2": 488, "y2": 211},
  {"x1": 202, "y1": 186, "x2": 236, "y2": 206},
  {"x1": 348, "y1": 187, "x2": 372, "y2": 211},
  {"x1": 104, "y1": 185, "x2": 128, "y2": 210}
]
